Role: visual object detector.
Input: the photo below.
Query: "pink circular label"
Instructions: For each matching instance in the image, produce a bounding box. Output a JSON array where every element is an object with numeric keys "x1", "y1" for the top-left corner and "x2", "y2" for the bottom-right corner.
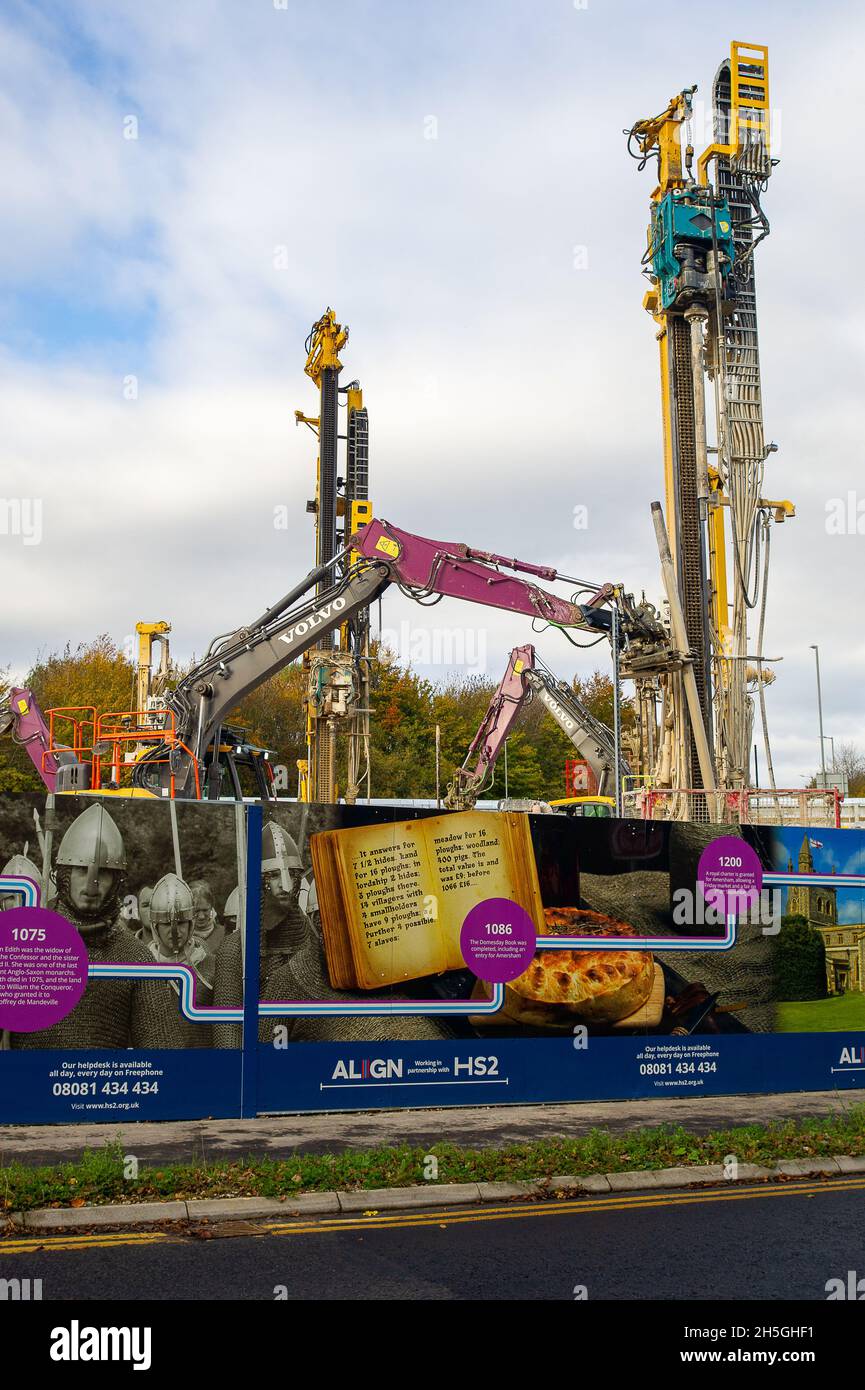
[
  {"x1": 0, "y1": 907, "x2": 89, "y2": 1032},
  {"x1": 698, "y1": 837, "x2": 763, "y2": 916},
  {"x1": 460, "y1": 897, "x2": 537, "y2": 982}
]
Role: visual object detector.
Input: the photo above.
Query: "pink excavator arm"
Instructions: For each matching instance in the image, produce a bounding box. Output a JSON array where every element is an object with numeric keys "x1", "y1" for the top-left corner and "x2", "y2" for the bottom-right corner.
[
  {"x1": 0, "y1": 687, "x2": 64, "y2": 792},
  {"x1": 445, "y1": 645, "x2": 535, "y2": 807},
  {"x1": 353, "y1": 519, "x2": 613, "y2": 627}
]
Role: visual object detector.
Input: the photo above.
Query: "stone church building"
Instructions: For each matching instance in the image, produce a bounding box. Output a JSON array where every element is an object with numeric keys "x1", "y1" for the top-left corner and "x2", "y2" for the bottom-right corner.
[{"x1": 785, "y1": 835, "x2": 865, "y2": 994}]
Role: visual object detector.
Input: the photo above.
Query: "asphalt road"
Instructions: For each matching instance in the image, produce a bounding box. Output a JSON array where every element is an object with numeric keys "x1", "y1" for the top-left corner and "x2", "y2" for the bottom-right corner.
[{"x1": 3, "y1": 1176, "x2": 864, "y2": 1302}]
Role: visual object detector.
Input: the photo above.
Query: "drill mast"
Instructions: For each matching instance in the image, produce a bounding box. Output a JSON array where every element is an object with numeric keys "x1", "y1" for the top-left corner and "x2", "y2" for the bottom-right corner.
[
  {"x1": 296, "y1": 309, "x2": 372, "y2": 803},
  {"x1": 626, "y1": 41, "x2": 792, "y2": 814}
]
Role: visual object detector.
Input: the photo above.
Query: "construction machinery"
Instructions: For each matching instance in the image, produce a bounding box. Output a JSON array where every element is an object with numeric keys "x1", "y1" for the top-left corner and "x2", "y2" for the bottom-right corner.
[
  {"x1": 134, "y1": 621, "x2": 173, "y2": 725},
  {"x1": 445, "y1": 645, "x2": 630, "y2": 809},
  {"x1": 1, "y1": 618, "x2": 278, "y2": 800},
  {"x1": 625, "y1": 40, "x2": 793, "y2": 817},
  {"x1": 2, "y1": 519, "x2": 656, "y2": 801},
  {"x1": 126, "y1": 518, "x2": 661, "y2": 800},
  {"x1": 2, "y1": 43, "x2": 828, "y2": 824},
  {"x1": 295, "y1": 309, "x2": 372, "y2": 804}
]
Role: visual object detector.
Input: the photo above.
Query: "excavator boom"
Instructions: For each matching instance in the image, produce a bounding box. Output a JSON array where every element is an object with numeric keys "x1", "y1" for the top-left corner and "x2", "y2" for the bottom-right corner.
[
  {"x1": 447, "y1": 646, "x2": 630, "y2": 809},
  {"x1": 3, "y1": 517, "x2": 631, "y2": 803},
  {"x1": 136, "y1": 518, "x2": 616, "y2": 798}
]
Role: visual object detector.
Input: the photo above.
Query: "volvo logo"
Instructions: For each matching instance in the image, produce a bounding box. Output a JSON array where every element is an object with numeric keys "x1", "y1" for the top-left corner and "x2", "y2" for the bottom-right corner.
[{"x1": 279, "y1": 596, "x2": 346, "y2": 645}]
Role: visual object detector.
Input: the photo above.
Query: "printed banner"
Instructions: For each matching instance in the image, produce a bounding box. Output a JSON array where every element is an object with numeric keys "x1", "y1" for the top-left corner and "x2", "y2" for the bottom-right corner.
[{"x1": 1, "y1": 793, "x2": 863, "y2": 1121}]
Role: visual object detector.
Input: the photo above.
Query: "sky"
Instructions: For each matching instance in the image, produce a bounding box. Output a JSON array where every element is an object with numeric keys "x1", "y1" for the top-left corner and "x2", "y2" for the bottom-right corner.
[
  {"x1": 1, "y1": 0, "x2": 863, "y2": 792},
  {"x1": 773, "y1": 828, "x2": 865, "y2": 923}
]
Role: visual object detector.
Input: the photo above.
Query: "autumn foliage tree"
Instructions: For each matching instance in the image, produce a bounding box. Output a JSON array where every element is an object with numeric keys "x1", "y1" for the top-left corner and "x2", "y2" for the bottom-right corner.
[{"x1": 1, "y1": 633, "x2": 630, "y2": 801}]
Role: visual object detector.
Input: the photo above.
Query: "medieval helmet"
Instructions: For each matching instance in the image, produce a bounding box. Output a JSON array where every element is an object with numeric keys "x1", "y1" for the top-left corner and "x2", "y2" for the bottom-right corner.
[
  {"x1": 224, "y1": 886, "x2": 239, "y2": 924},
  {"x1": 56, "y1": 803, "x2": 126, "y2": 895},
  {"x1": 261, "y1": 821, "x2": 302, "y2": 894},
  {"x1": 0, "y1": 853, "x2": 41, "y2": 910},
  {"x1": 150, "y1": 873, "x2": 194, "y2": 953}
]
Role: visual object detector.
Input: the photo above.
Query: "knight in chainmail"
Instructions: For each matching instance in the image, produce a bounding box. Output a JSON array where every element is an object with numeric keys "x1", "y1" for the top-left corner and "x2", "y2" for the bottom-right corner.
[
  {"x1": 147, "y1": 872, "x2": 213, "y2": 1048},
  {"x1": 213, "y1": 820, "x2": 450, "y2": 1047},
  {"x1": 8, "y1": 804, "x2": 187, "y2": 1051}
]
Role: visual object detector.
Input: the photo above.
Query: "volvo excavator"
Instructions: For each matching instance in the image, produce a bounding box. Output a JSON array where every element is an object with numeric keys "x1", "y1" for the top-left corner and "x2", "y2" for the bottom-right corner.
[
  {"x1": 1, "y1": 517, "x2": 665, "y2": 801},
  {"x1": 445, "y1": 644, "x2": 629, "y2": 810}
]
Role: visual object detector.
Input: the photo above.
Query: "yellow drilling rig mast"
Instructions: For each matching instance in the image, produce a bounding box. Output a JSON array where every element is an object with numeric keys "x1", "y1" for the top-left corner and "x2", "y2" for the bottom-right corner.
[
  {"x1": 295, "y1": 309, "x2": 372, "y2": 803},
  {"x1": 625, "y1": 41, "x2": 793, "y2": 815}
]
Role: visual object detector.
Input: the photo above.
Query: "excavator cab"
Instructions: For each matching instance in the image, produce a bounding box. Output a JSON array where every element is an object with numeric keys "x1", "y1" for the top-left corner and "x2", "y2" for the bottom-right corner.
[
  {"x1": 548, "y1": 796, "x2": 616, "y2": 818},
  {"x1": 201, "y1": 726, "x2": 277, "y2": 802}
]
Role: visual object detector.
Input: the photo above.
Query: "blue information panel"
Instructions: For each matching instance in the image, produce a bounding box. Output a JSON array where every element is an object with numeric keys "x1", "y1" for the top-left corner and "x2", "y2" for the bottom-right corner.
[{"x1": 257, "y1": 1033, "x2": 865, "y2": 1113}]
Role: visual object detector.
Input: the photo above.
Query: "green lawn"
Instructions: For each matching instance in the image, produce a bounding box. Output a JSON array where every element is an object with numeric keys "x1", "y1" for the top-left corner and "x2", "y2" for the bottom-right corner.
[{"x1": 777, "y1": 992, "x2": 865, "y2": 1032}]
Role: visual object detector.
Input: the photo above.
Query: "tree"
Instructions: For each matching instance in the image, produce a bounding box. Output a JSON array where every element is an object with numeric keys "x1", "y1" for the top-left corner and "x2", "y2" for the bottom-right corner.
[
  {"x1": 1, "y1": 628, "x2": 629, "y2": 804},
  {"x1": 809, "y1": 740, "x2": 865, "y2": 796},
  {"x1": 776, "y1": 915, "x2": 828, "y2": 1001},
  {"x1": 0, "y1": 667, "x2": 39, "y2": 791},
  {"x1": 228, "y1": 665, "x2": 306, "y2": 794},
  {"x1": 0, "y1": 638, "x2": 139, "y2": 793}
]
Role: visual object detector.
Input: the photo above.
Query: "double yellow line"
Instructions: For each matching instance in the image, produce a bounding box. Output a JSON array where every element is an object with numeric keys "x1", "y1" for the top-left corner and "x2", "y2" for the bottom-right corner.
[
  {"x1": 3, "y1": 1175, "x2": 864, "y2": 1254},
  {"x1": 265, "y1": 1175, "x2": 865, "y2": 1237},
  {"x1": 1, "y1": 1229, "x2": 169, "y2": 1255}
]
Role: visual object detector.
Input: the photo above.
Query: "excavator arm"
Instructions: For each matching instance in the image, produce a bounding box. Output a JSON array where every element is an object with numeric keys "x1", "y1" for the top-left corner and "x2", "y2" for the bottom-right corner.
[
  {"x1": 0, "y1": 687, "x2": 83, "y2": 792},
  {"x1": 445, "y1": 646, "x2": 535, "y2": 810},
  {"x1": 446, "y1": 645, "x2": 630, "y2": 809},
  {"x1": 524, "y1": 667, "x2": 629, "y2": 798},
  {"x1": 135, "y1": 517, "x2": 616, "y2": 798}
]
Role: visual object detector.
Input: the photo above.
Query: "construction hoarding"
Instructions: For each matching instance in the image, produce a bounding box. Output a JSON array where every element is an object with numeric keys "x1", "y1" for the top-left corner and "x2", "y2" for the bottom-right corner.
[{"x1": 1, "y1": 794, "x2": 863, "y2": 1123}]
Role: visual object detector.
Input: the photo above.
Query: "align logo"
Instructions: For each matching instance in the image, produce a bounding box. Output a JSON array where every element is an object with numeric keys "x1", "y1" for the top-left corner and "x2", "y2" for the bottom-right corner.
[
  {"x1": 331, "y1": 1058, "x2": 403, "y2": 1080},
  {"x1": 836, "y1": 1045, "x2": 865, "y2": 1069},
  {"x1": 50, "y1": 1321, "x2": 151, "y2": 1370}
]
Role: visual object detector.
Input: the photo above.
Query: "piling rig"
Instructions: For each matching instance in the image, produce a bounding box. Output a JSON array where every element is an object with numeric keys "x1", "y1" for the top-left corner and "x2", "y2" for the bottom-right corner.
[
  {"x1": 295, "y1": 309, "x2": 372, "y2": 804},
  {"x1": 625, "y1": 41, "x2": 793, "y2": 817}
]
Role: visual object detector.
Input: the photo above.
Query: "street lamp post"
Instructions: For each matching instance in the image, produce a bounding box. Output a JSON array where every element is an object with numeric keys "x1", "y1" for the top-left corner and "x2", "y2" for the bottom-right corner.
[{"x1": 810, "y1": 645, "x2": 827, "y2": 786}]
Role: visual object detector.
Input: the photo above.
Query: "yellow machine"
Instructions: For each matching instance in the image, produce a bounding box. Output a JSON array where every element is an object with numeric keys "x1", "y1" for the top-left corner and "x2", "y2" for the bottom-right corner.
[
  {"x1": 625, "y1": 41, "x2": 793, "y2": 814},
  {"x1": 134, "y1": 620, "x2": 172, "y2": 720},
  {"x1": 296, "y1": 309, "x2": 372, "y2": 803}
]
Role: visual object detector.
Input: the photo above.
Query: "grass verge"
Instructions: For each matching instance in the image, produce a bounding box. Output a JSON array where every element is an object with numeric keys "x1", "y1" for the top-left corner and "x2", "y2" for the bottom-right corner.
[{"x1": 2, "y1": 1106, "x2": 864, "y2": 1214}]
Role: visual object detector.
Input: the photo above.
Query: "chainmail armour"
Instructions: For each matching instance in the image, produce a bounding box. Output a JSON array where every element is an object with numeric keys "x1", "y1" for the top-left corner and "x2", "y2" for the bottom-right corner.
[
  {"x1": 10, "y1": 918, "x2": 188, "y2": 1050},
  {"x1": 147, "y1": 940, "x2": 214, "y2": 1048},
  {"x1": 212, "y1": 906, "x2": 450, "y2": 1047}
]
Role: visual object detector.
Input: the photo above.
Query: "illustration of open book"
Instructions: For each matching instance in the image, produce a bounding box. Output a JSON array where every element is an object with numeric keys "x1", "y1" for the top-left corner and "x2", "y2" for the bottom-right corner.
[{"x1": 309, "y1": 810, "x2": 544, "y2": 990}]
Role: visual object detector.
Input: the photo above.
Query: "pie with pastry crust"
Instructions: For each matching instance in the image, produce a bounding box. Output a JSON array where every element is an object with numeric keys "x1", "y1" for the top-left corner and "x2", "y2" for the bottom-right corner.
[{"x1": 502, "y1": 907, "x2": 654, "y2": 1025}]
